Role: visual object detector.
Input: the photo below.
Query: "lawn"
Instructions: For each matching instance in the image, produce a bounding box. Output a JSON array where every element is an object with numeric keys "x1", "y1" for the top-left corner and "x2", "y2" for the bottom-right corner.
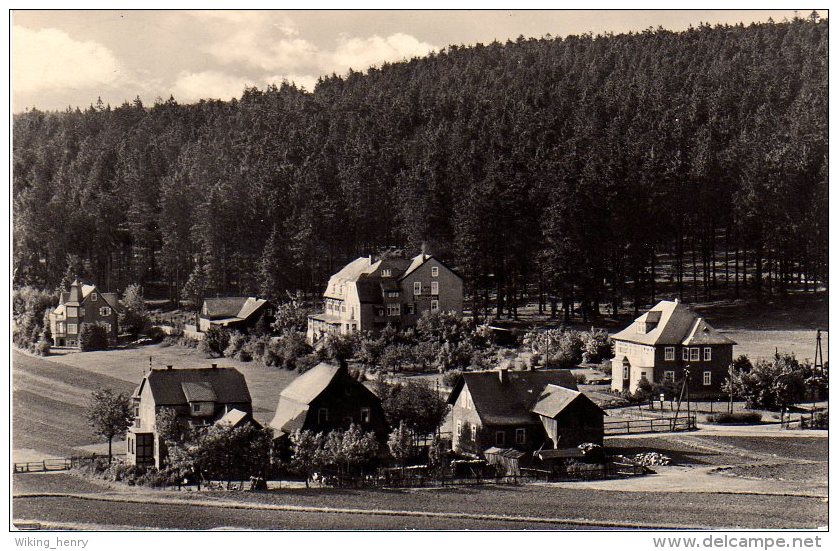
[{"x1": 13, "y1": 345, "x2": 304, "y2": 459}]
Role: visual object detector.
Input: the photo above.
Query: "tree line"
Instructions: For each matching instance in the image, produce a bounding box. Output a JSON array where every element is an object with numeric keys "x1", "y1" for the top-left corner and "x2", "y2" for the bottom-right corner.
[{"x1": 13, "y1": 16, "x2": 827, "y2": 320}]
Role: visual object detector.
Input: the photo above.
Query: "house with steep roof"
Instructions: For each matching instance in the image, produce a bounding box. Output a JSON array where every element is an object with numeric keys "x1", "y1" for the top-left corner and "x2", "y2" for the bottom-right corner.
[
  {"x1": 126, "y1": 364, "x2": 255, "y2": 468},
  {"x1": 48, "y1": 279, "x2": 119, "y2": 347},
  {"x1": 269, "y1": 362, "x2": 388, "y2": 439},
  {"x1": 306, "y1": 251, "x2": 463, "y2": 344},
  {"x1": 198, "y1": 296, "x2": 275, "y2": 333},
  {"x1": 610, "y1": 299, "x2": 736, "y2": 395},
  {"x1": 446, "y1": 368, "x2": 603, "y2": 455}
]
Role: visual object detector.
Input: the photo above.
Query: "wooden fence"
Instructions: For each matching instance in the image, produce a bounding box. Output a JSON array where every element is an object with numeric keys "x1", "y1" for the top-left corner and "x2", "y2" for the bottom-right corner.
[
  {"x1": 604, "y1": 415, "x2": 696, "y2": 435},
  {"x1": 13, "y1": 453, "x2": 126, "y2": 474}
]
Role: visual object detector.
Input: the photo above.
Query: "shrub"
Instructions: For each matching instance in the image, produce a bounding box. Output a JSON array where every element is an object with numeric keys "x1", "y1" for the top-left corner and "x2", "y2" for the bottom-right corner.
[
  {"x1": 199, "y1": 326, "x2": 230, "y2": 358},
  {"x1": 223, "y1": 331, "x2": 247, "y2": 358},
  {"x1": 35, "y1": 338, "x2": 51, "y2": 356},
  {"x1": 581, "y1": 328, "x2": 613, "y2": 363},
  {"x1": 119, "y1": 283, "x2": 149, "y2": 337},
  {"x1": 79, "y1": 322, "x2": 109, "y2": 351},
  {"x1": 442, "y1": 369, "x2": 464, "y2": 388},
  {"x1": 574, "y1": 373, "x2": 587, "y2": 385},
  {"x1": 242, "y1": 334, "x2": 269, "y2": 361},
  {"x1": 706, "y1": 411, "x2": 763, "y2": 424}
]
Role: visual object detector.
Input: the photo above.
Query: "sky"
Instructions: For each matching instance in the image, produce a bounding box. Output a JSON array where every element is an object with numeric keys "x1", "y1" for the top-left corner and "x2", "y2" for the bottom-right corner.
[{"x1": 11, "y1": 9, "x2": 812, "y2": 112}]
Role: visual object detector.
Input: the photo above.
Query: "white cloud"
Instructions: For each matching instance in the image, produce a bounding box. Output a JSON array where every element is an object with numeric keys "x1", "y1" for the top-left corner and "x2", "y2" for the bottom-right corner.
[
  {"x1": 13, "y1": 26, "x2": 121, "y2": 93},
  {"x1": 329, "y1": 33, "x2": 436, "y2": 71},
  {"x1": 171, "y1": 70, "x2": 251, "y2": 102},
  {"x1": 190, "y1": 13, "x2": 436, "y2": 78}
]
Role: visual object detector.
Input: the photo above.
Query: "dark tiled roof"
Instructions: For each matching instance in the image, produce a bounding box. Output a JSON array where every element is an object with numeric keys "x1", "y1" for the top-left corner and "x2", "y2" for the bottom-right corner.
[
  {"x1": 447, "y1": 369, "x2": 578, "y2": 426},
  {"x1": 181, "y1": 381, "x2": 218, "y2": 402},
  {"x1": 202, "y1": 297, "x2": 249, "y2": 318},
  {"x1": 531, "y1": 384, "x2": 604, "y2": 419},
  {"x1": 356, "y1": 280, "x2": 384, "y2": 303},
  {"x1": 145, "y1": 367, "x2": 251, "y2": 406}
]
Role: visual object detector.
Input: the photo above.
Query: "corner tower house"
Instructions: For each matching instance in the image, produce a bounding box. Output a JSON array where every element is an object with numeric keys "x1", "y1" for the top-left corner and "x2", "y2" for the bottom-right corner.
[{"x1": 610, "y1": 299, "x2": 735, "y2": 396}]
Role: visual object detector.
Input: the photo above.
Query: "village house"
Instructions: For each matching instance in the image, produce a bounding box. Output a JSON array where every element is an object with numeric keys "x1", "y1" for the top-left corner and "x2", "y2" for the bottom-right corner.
[
  {"x1": 447, "y1": 367, "x2": 605, "y2": 455},
  {"x1": 126, "y1": 364, "x2": 254, "y2": 468},
  {"x1": 306, "y1": 251, "x2": 463, "y2": 344},
  {"x1": 610, "y1": 299, "x2": 736, "y2": 396},
  {"x1": 198, "y1": 296, "x2": 275, "y2": 333},
  {"x1": 48, "y1": 279, "x2": 119, "y2": 347},
  {"x1": 270, "y1": 362, "x2": 389, "y2": 440}
]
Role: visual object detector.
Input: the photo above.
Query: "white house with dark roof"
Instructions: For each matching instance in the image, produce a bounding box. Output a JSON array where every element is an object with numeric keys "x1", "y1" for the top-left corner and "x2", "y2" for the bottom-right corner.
[
  {"x1": 306, "y1": 251, "x2": 463, "y2": 344},
  {"x1": 610, "y1": 299, "x2": 736, "y2": 395},
  {"x1": 126, "y1": 364, "x2": 254, "y2": 468},
  {"x1": 48, "y1": 279, "x2": 119, "y2": 347}
]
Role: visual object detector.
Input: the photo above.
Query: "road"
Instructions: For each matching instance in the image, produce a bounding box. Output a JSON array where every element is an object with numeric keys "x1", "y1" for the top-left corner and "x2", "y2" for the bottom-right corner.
[{"x1": 12, "y1": 473, "x2": 827, "y2": 530}]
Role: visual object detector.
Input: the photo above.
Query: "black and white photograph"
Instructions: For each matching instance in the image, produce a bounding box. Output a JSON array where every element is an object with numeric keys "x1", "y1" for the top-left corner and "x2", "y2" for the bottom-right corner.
[{"x1": 7, "y1": 5, "x2": 830, "y2": 538}]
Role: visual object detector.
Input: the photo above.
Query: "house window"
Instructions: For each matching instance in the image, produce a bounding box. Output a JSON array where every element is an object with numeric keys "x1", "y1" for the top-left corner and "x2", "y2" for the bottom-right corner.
[
  {"x1": 704, "y1": 347, "x2": 712, "y2": 361},
  {"x1": 665, "y1": 347, "x2": 675, "y2": 361},
  {"x1": 495, "y1": 431, "x2": 505, "y2": 446},
  {"x1": 515, "y1": 428, "x2": 526, "y2": 445},
  {"x1": 640, "y1": 371, "x2": 648, "y2": 381},
  {"x1": 382, "y1": 269, "x2": 391, "y2": 277},
  {"x1": 682, "y1": 347, "x2": 689, "y2": 361},
  {"x1": 67, "y1": 323, "x2": 78, "y2": 335},
  {"x1": 192, "y1": 403, "x2": 201, "y2": 413},
  {"x1": 67, "y1": 306, "x2": 78, "y2": 317},
  {"x1": 617, "y1": 342, "x2": 626, "y2": 355},
  {"x1": 376, "y1": 307, "x2": 385, "y2": 317},
  {"x1": 387, "y1": 291, "x2": 399, "y2": 298},
  {"x1": 318, "y1": 408, "x2": 329, "y2": 424},
  {"x1": 406, "y1": 303, "x2": 416, "y2": 315},
  {"x1": 622, "y1": 366, "x2": 629, "y2": 379},
  {"x1": 105, "y1": 323, "x2": 112, "y2": 334},
  {"x1": 690, "y1": 348, "x2": 700, "y2": 361},
  {"x1": 703, "y1": 371, "x2": 712, "y2": 386},
  {"x1": 360, "y1": 407, "x2": 371, "y2": 424},
  {"x1": 57, "y1": 322, "x2": 65, "y2": 334},
  {"x1": 470, "y1": 423, "x2": 477, "y2": 441},
  {"x1": 431, "y1": 266, "x2": 439, "y2": 277},
  {"x1": 266, "y1": 308, "x2": 273, "y2": 316},
  {"x1": 91, "y1": 293, "x2": 98, "y2": 302},
  {"x1": 664, "y1": 371, "x2": 675, "y2": 382},
  {"x1": 431, "y1": 300, "x2": 439, "y2": 312},
  {"x1": 387, "y1": 304, "x2": 401, "y2": 316},
  {"x1": 414, "y1": 281, "x2": 422, "y2": 295},
  {"x1": 456, "y1": 420, "x2": 463, "y2": 437},
  {"x1": 431, "y1": 281, "x2": 439, "y2": 295}
]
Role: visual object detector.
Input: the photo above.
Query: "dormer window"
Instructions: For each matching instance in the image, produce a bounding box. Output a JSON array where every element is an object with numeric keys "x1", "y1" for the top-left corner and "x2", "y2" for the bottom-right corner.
[
  {"x1": 382, "y1": 269, "x2": 392, "y2": 277},
  {"x1": 636, "y1": 323, "x2": 645, "y2": 334}
]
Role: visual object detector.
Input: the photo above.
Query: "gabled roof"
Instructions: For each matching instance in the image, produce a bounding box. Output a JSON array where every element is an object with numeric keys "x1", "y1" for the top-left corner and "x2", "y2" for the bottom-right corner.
[
  {"x1": 181, "y1": 381, "x2": 218, "y2": 402},
  {"x1": 202, "y1": 297, "x2": 269, "y2": 321},
  {"x1": 611, "y1": 300, "x2": 724, "y2": 346},
  {"x1": 401, "y1": 253, "x2": 429, "y2": 279},
  {"x1": 269, "y1": 362, "x2": 343, "y2": 433},
  {"x1": 681, "y1": 318, "x2": 736, "y2": 346},
  {"x1": 531, "y1": 384, "x2": 604, "y2": 419},
  {"x1": 216, "y1": 408, "x2": 251, "y2": 428},
  {"x1": 54, "y1": 282, "x2": 118, "y2": 312},
  {"x1": 447, "y1": 369, "x2": 578, "y2": 426},
  {"x1": 143, "y1": 367, "x2": 251, "y2": 406}
]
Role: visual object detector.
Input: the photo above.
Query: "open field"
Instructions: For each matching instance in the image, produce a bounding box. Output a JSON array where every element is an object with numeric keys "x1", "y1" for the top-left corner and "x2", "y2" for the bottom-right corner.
[{"x1": 12, "y1": 347, "x2": 301, "y2": 459}]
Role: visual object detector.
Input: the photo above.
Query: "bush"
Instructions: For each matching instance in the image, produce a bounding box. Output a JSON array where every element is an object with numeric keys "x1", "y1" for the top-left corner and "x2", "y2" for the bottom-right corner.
[
  {"x1": 119, "y1": 283, "x2": 149, "y2": 337},
  {"x1": 35, "y1": 338, "x2": 51, "y2": 356},
  {"x1": 199, "y1": 326, "x2": 230, "y2": 358},
  {"x1": 574, "y1": 373, "x2": 587, "y2": 385},
  {"x1": 442, "y1": 369, "x2": 464, "y2": 388},
  {"x1": 706, "y1": 412, "x2": 762, "y2": 424},
  {"x1": 79, "y1": 322, "x2": 109, "y2": 351},
  {"x1": 223, "y1": 331, "x2": 247, "y2": 358}
]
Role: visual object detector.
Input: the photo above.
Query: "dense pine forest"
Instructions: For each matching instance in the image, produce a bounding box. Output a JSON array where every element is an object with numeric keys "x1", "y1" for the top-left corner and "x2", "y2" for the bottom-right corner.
[{"x1": 12, "y1": 17, "x2": 828, "y2": 320}]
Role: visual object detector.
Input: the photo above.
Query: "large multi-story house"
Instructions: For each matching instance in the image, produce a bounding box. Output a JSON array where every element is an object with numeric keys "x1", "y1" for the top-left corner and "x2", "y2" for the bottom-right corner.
[
  {"x1": 48, "y1": 279, "x2": 119, "y2": 347},
  {"x1": 306, "y1": 252, "x2": 463, "y2": 343},
  {"x1": 126, "y1": 364, "x2": 254, "y2": 468},
  {"x1": 610, "y1": 299, "x2": 736, "y2": 396},
  {"x1": 447, "y1": 367, "x2": 604, "y2": 455}
]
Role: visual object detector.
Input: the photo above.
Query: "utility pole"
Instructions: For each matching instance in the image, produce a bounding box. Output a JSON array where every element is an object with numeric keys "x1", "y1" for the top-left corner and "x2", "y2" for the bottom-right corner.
[
  {"x1": 728, "y1": 363, "x2": 735, "y2": 414},
  {"x1": 814, "y1": 330, "x2": 825, "y2": 374}
]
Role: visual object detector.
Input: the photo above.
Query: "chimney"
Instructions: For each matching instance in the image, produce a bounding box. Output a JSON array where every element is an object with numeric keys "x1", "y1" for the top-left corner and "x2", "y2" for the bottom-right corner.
[
  {"x1": 166, "y1": 365, "x2": 173, "y2": 370},
  {"x1": 211, "y1": 363, "x2": 217, "y2": 369},
  {"x1": 674, "y1": 297, "x2": 680, "y2": 304},
  {"x1": 497, "y1": 366, "x2": 508, "y2": 384}
]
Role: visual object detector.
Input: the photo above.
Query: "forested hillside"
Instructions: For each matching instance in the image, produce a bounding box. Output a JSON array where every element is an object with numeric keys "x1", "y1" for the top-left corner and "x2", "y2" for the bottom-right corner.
[{"x1": 12, "y1": 17, "x2": 828, "y2": 320}]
